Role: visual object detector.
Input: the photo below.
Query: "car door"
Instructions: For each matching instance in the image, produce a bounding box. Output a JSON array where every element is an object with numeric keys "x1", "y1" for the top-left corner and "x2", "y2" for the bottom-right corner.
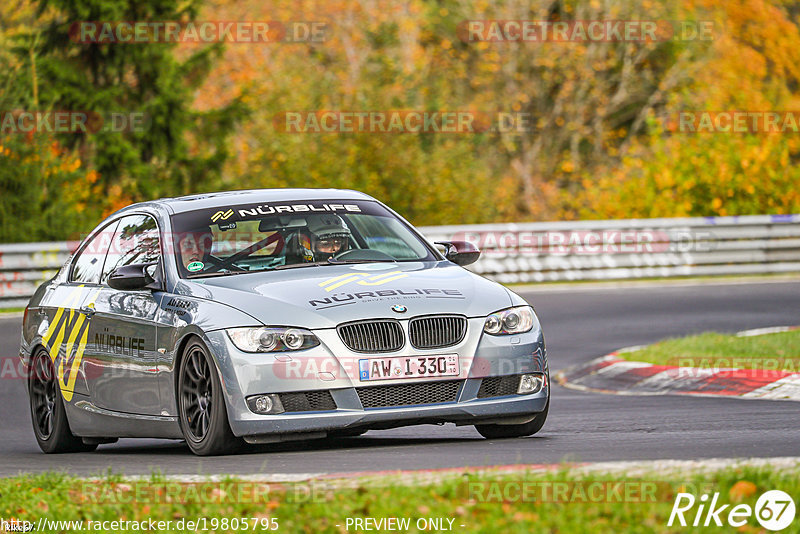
[
  {"x1": 83, "y1": 214, "x2": 165, "y2": 415},
  {"x1": 39, "y1": 221, "x2": 117, "y2": 402}
]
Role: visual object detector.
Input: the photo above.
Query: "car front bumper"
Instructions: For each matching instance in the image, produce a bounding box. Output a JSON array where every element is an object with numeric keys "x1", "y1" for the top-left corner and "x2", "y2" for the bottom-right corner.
[
  {"x1": 231, "y1": 387, "x2": 548, "y2": 440},
  {"x1": 203, "y1": 318, "x2": 549, "y2": 438}
]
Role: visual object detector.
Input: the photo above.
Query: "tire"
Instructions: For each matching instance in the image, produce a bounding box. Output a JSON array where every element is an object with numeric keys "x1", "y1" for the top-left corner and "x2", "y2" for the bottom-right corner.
[
  {"x1": 177, "y1": 339, "x2": 242, "y2": 456},
  {"x1": 29, "y1": 349, "x2": 97, "y2": 453},
  {"x1": 475, "y1": 400, "x2": 549, "y2": 439}
]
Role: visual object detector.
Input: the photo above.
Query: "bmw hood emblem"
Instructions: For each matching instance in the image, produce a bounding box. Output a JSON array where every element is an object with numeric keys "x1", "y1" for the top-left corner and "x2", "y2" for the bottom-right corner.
[{"x1": 391, "y1": 305, "x2": 407, "y2": 313}]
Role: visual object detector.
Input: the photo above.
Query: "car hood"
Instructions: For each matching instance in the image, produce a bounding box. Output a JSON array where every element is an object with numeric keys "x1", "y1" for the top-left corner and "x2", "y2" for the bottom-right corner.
[{"x1": 180, "y1": 261, "x2": 512, "y2": 329}]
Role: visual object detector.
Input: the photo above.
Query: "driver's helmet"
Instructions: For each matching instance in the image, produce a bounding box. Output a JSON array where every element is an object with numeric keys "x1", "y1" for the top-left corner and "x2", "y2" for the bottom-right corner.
[{"x1": 305, "y1": 214, "x2": 352, "y2": 261}]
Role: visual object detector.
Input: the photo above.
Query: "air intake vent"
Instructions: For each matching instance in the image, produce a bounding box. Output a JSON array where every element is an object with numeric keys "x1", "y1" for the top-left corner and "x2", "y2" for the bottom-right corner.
[
  {"x1": 338, "y1": 320, "x2": 404, "y2": 353},
  {"x1": 409, "y1": 315, "x2": 467, "y2": 349},
  {"x1": 278, "y1": 390, "x2": 337, "y2": 412},
  {"x1": 356, "y1": 380, "x2": 462, "y2": 408},
  {"x1": 477, "y1": 375, "x2": 522, "y2": 398}
]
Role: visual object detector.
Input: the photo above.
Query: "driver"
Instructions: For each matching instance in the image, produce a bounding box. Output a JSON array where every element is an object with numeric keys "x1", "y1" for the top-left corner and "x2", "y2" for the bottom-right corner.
[
  {"x1": 177, "y1": 228, "x2": 213, "y2": 270},
  {"x1": 304, "y1": 214, "x2": 352, "y2": 262}
]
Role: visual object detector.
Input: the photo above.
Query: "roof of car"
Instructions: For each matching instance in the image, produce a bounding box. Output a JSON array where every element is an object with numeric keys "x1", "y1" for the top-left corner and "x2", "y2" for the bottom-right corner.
[{"x1": 114, "y1": 188, "x2": 378, "y2": 216}]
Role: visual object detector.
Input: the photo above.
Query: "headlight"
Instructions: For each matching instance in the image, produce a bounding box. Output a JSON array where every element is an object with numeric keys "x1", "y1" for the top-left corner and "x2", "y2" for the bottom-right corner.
[
  {"x1": 484, "y1": 306, "x2": 536, "y2": 335},
  {"x1": 226, "y1": 327, "x2": 320, "y2": 352}
]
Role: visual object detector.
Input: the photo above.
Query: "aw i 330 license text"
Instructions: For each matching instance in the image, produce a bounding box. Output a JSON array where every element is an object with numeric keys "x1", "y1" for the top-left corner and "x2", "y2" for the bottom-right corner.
[{"x1": 20, "y1": 189, "x2": 549, "y2": 455}]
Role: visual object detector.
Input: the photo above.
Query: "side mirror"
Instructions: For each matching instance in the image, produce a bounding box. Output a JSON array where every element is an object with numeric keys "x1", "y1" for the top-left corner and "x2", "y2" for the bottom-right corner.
[
  {"x1": 435, "y1": 240, "x2": 481, "y2": 267},
  {"x1": 108, "y1": 262, "x2": 162, "y2": 291}
]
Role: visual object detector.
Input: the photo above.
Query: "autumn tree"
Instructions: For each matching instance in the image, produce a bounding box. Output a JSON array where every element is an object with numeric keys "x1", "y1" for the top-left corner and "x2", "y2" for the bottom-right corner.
[{"x1": 17, "y1": 0, "x2": 244, "y2": 212}]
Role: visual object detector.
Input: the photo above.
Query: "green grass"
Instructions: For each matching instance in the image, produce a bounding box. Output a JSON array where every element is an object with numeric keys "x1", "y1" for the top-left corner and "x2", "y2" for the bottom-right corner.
[
  {"x1": 0, "y1": 307, "x2": 24, "y2": 314},
  {"x1": 618, "y1": 330, "x2": 800, "y2": 372},
  {"x1": 1, "y1": 467, "x2": 798, "y2": 533}
]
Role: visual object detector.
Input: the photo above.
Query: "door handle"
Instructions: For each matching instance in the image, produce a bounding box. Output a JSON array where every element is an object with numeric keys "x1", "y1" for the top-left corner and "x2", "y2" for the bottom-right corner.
[{"x1": 79, "y1": 304, "x2": 96, "y2": 317}]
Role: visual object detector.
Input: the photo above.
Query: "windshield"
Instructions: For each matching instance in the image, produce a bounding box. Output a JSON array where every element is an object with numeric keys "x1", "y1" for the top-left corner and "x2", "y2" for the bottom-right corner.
[{"x1": 169, "y1": 200, "x2": 436, "y2": 278}]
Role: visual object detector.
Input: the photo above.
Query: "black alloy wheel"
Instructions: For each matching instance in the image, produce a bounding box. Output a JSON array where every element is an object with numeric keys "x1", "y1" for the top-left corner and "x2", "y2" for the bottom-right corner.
[{"x1": 178, "y1": 339, "x2": 242, "y2": 455}]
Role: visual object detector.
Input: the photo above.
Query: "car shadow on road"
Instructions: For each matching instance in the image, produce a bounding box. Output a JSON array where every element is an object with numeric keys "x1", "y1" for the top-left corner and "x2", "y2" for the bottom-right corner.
[{"x1": 89, "y1": 431, "x2": 552, "y2": 457}]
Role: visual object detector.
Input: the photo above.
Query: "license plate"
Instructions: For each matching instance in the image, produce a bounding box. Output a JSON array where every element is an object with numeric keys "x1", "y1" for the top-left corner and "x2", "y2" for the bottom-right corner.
[{"x1": 358, "y1": 354, "x2": 459, "y2": 381}]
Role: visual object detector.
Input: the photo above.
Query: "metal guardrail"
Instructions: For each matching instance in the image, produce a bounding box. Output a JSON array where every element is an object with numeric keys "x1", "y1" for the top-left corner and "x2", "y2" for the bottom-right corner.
[
  {"x1": 0, "y1": 242, "x2": 74, "y2": 309},
  {"x1": 419, "y1": 213, "x2": 800, "y2": 284},
  {"x1": 1, "y1": 214, "x2": 799, "y2": 308}
]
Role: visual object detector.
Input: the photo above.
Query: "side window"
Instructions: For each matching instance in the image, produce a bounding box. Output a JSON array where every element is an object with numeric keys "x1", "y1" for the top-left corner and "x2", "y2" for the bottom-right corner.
[
  {"x1": 101, "y1": 215, "x2": 161, "y2": 284},
  {"x1": 71, "y1": 221, "x2": 118, "y2": 284}
]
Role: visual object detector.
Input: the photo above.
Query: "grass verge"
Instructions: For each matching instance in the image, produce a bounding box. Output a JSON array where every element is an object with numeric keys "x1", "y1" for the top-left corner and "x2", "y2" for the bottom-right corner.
[
  {"x1": 618, "y1": 329, "x2": 800, "y2": 372},
  {"x1": 0, "y1": 466, "x2": 798, "y2": 532}
]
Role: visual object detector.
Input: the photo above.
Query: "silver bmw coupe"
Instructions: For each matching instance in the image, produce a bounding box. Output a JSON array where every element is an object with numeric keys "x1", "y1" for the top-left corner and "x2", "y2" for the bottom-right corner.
[{"x1": 20, "y1": 189, "x2": 549, "y2": 455}]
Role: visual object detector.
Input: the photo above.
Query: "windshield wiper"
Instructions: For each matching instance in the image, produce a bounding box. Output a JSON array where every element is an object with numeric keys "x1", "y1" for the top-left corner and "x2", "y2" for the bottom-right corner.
[
  {"x1": 274, "y1": 258, "x2": 398, "y2": 270},
  {"x1": 186, "y1": 269, "x2": 245, "y2": 279},
  {"x1": 273, "y1": 261, "x2": 331, "y2": 270},
  {"x1": 326, "y1": 258, "x2": 398, "y2": 265}
]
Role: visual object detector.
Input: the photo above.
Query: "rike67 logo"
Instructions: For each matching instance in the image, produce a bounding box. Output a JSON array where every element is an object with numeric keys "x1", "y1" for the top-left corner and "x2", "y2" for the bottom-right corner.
[{"x1": 669, "y1": 490, "x2": 796, "y2": 531}]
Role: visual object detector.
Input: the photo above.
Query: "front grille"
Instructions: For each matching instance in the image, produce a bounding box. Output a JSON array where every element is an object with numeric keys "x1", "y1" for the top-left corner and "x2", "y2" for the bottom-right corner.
[
  {"x1": 278, "y1": 390, "x2": 337, "y2": 412},
  {"x1": 409, "y1": 315, "x2": 467, "y2": 349},
  {"x1": 338, "y1": 320, "x2": 404, "y2": 353},
  {"x1": 477, "y1": 375, "x2": 522, "y2": 398},
  {"x1": 356, "y1": 380, "x2": 462, "y2": 408}
]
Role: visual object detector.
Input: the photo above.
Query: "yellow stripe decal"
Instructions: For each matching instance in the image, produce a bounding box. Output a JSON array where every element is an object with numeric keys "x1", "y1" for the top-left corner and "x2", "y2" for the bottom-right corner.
[
  {"x1": 41, "y1": 285, "x2": 100, "y2": 402},
  {"x1": 318, "y1": 273, "x2": 361, "y2": 288},
  {"x1": 318, "y1": 271, "x2": 410, "y2": 292}
]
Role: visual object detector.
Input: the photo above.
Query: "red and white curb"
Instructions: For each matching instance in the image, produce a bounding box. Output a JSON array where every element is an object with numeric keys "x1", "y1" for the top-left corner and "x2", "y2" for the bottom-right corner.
[{"x1": 555, "y1": 327, "x2": 800, "y2": 401}]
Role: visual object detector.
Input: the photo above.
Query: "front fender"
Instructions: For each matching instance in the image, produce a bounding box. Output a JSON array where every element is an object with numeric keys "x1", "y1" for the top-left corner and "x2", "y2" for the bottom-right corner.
[{"x1": 155, "y1": 295, "x2": 262, "y2": 417}]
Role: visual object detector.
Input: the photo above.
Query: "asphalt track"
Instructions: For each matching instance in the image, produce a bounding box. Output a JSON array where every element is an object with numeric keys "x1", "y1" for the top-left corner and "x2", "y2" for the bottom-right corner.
[{"x1": 1, "y1": 280, "x2": 798, "y2": 477}]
